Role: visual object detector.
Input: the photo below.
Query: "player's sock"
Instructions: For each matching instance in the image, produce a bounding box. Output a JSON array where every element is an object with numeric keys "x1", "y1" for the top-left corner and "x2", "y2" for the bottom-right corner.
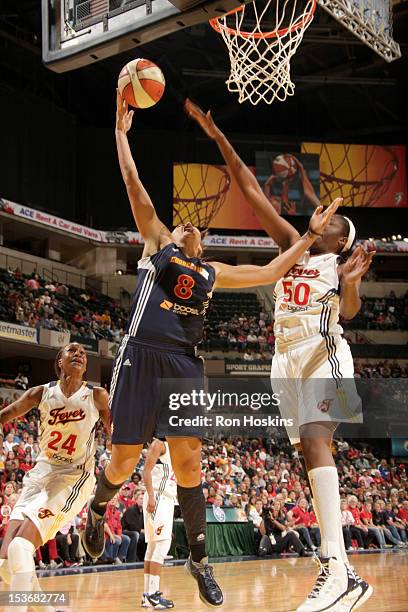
[
  {"x1": 91, "y1": 470, "x2": 125, "y2": 517},
  {"x1": 144, "y1": 572, "x2": 150, "y2": 593},
  {"x1": 0, "y1": 558, "x2": 11, "y2": 584},
  {"x1": 177, "y1": 484, "x2": 206, "y2": 563},
  {"x1": 309, "y1": 466, "x2": 344, "y2": 561},
  {"x1": 148, "y1": 574, "x2": 160, "y2": 595},
  {"x1": 7, "y1": 537, "x2": 37, "y2": 612}
]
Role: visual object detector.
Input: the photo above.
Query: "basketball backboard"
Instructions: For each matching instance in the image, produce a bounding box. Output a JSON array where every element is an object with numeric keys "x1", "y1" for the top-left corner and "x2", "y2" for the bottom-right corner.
[{"x1": 42, "y1": 0, "x2": 246, "y2": 72}]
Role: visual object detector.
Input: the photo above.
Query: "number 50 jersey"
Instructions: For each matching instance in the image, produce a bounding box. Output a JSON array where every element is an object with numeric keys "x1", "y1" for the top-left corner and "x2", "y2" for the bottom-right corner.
[
  {"x1": 126, "y1": 243, "x2": 216, "y2": 349},
  {"x1": 273, "y1": 252, "x2": 343, "y2": 351},
  {"x1": 37, "y1": 381, "x2": 99, "y2": 470}
]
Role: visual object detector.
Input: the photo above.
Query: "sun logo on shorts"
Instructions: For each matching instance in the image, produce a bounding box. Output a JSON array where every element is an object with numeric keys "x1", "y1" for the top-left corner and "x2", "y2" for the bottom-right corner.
[
  {"x1": 38, "y1": 508, "x2": 55, "y2": 519},
  {"x1": 156, "y1": 525, "x2": 164, "y2": 536},
  {"x1": 317, "y1": 399, "x2": 332, "y2": 413}
]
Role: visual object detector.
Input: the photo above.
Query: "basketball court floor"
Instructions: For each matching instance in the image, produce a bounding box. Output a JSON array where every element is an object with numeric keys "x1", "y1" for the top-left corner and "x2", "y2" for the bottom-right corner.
[{"x1": 1, "y1": 552, "x2": 406, "y2": 611}]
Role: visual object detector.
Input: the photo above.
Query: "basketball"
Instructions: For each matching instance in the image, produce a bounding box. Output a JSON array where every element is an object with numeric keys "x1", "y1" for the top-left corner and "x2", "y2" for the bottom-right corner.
[
  {"x1": 117, "y1": 58, "x2": 165, "y2": 109},
  {"x1": 272, "y1": 153, "x2": 298, "y2": 179}
]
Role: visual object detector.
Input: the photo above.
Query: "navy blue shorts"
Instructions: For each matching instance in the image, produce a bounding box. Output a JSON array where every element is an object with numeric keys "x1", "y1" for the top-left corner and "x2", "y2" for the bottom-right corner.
[{"x1": 109, "y1": 337, "x2": 205, "y2": 445}]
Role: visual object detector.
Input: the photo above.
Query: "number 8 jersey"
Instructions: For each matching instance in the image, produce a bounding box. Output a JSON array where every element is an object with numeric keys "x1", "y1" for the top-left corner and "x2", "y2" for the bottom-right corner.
[
  {"x1": 273, "y1": 252, "x2": 343, "y2": 351},
  {"x1": 126, "y1": 243, "x2": 216, "y2": 349},
  {"x1": 38, "y1": 381, "x2": 99, "y2": 470}
]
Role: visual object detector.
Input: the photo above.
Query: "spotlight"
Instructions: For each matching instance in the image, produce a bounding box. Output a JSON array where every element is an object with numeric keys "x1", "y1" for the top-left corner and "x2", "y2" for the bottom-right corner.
[
  {"x1": 115, "y1": 269, "x2": 124, "y2": 275},
  {"x1": 392, "y1": 235, "x2": 396, "y2": 240}
]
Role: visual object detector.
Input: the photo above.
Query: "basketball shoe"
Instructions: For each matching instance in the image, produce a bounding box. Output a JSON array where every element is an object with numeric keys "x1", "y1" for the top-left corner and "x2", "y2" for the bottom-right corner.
[
  {"x1": 297, "y1": 556, "x2": 349, "y2": 611},
  {"x1": 81, "y1": 504, "x2": 105, "y2": 559},
  {"x1": 185, "y1": 555, "x2": 223, "y2": 607},
  {"x1": 337, "y1": 565, "x2": 373, "y2": 611},
  {"x1": 141, "y1": 591, "x2": 174, "y2": 609}
]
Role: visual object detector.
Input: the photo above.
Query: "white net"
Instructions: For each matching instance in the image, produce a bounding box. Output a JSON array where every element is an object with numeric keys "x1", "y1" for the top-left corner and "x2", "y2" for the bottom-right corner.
[{"x1": 210, "y1": 0, "x2": 316, "y2": 105}]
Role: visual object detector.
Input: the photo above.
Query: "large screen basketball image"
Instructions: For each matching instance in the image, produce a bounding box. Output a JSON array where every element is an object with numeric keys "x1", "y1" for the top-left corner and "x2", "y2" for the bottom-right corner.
[
  {"x1": 256, "y1": 151, "x2": 320, "y2": 216},
  {"x1": 301, "y1": 143, "x2": 407, "y2": 208},
  {"x1": 173, "y1": 162, "x2": 268, "y2": 230},
  {"x1": 173, "y1": 154, "x2": 319, "y2": 230}
]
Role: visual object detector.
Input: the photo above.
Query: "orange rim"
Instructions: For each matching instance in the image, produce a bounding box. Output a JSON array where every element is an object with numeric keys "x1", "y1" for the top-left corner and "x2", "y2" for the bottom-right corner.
[{"x1": 209, "y1": 0, "x2": 317, "y2": 40}]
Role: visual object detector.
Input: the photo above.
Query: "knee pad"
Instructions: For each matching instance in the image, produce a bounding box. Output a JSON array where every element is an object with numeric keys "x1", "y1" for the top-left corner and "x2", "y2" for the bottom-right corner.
[
  {"x1": 8, "y1": 537, "x2": 36, "y2": 574},
  {"x1": 145, "y1": 540, "x2": 171, "y2": 565}
]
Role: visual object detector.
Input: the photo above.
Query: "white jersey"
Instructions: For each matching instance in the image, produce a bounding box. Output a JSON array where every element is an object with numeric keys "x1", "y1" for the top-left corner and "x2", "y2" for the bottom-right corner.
[
  {"x1": 273, "y1": 252, "x2": 343, "y2": 351},
  {"x1": 150, "y1": 442, "x2": 177, "y2": 500},
  {"x1": 37, "y1": 381, "x2": 99, "y2": 470}
]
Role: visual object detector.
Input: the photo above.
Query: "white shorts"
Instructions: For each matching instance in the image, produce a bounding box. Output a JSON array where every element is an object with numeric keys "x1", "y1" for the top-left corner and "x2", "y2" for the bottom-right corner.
[
  {"x1": 11, "y1": 460, "x2": 95, "y2": 544},
  {"x1": 143, "y1": 491, "x2": 174, "y2": 543},
  {"x1": 271, "y1": 334, "x2": 362, "y2": 445}
]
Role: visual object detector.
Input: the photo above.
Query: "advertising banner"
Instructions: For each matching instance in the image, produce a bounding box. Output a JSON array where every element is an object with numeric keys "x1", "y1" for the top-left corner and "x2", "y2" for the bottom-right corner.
[{"x1": 0, "y1": 322, "x2": 37, "y2": 344}]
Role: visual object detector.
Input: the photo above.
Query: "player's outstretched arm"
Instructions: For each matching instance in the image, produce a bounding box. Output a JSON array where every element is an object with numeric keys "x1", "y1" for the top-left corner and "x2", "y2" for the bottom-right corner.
[
  {"x1": 116, "y1": 90, "x2": 172, "y2": 254},
  {"x1": 143, "y1": 440, "x2": 166, "y2": 513},
  {"x1": 184, "y1": 99, "x2": 300, "y2": 251},
  {"x1": 0, "y1": 386, "x2": 43, "y2": 431},
  {"x1": 339, "y1": 244, "x2": 375, "y2": 320},
  {"x1": 212, "y1": 200, "x2": 341, "y2": 288}
]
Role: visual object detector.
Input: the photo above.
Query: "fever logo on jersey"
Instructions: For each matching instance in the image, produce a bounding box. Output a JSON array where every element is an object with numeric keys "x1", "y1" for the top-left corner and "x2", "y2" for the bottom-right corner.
[
  {"x1": 38, "y1": 508, "x2": 55, "y2": 519},
  {"x1": 156, "y1": 525, "x2": 164, "y2": 536}
]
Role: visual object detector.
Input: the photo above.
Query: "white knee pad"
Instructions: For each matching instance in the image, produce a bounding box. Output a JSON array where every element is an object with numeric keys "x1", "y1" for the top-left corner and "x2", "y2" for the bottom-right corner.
[
  {"x1": 8, "y1": 537, "x2": 36, "y2": 574},
  {"x1": 145, "y1": 540, "x2": 171, "y2": 565}
]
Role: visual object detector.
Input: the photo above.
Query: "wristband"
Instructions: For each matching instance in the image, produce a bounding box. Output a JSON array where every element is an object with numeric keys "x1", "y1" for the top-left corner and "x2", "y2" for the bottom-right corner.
[{"x1": 307, "y1": 227, "x2": 324, "y2": 237}]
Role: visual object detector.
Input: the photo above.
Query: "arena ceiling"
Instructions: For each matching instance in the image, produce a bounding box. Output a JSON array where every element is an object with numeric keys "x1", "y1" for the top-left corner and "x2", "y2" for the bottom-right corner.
[{"x1": 0, "y1": 1, "x2": 406, "y2": 142}]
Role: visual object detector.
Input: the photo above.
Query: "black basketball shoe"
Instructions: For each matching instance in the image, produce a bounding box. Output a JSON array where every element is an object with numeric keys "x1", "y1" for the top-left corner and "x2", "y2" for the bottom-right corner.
[
  {"x1": 185, "y1": 555, "x2": 223, "y2": 607},
  {"x1": 81, "y1": 505, "x2": 105, "y2": 559}
]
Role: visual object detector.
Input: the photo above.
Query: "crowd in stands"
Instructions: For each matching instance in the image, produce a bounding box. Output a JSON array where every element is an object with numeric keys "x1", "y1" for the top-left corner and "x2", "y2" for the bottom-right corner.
[
  {"x1": 347, "y1": 292, "x2": 408, "y2": 331},
  {"x1": 0, "y1": 267, "x2": 128, "y2": 344},
  {"x1": 203, "y1": 292, "x2": 275, "y2": 357},
  {"x1": 2, "y1": 397, "x2": 407, "y2": 566}
]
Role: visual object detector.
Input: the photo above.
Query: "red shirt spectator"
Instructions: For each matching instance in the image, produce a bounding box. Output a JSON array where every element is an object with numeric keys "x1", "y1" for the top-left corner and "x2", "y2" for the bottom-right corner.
[
  {"x1": 292, "y1": 502, "x2": 311, "y2": 527},
  {"x1": 348, "y1": 504, "x2": 363, "y2": 526},
  {"x1": 105, "y1": 502, "x2": 122, "y2": 537}
]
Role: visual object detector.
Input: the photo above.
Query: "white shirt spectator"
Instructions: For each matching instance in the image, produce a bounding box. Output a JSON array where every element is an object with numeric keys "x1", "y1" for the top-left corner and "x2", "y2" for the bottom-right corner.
[
  {"x1": 249, "y1": 508, "x2": 263, "y2": 528},
  {"x1": 341, "y1": 509, "x2": 355, "y2": 527}
]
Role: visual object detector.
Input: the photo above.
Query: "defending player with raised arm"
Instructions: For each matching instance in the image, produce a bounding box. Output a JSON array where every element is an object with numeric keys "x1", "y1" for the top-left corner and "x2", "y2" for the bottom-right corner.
[
  {"x1": 186, "y1": 99, "x2": 375, "y2": 612},
  {"x1": 141, "y1": 439, "x2": 177, "y2": 609},
  {"x1": 0, "y1": 343, "x2": 109, "y2": 612},
  {"x1": 84, "y1": 91, "x2": 338, "y2": 610},
  {"x1": 184, "y1": 98, "x2": 373, "y2": 318}
]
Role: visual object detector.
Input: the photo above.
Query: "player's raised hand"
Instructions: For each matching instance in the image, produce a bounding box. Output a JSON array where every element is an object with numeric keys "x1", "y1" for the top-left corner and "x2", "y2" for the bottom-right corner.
[
  {"x1": 184, "y1": 98, "x2": 220, "y2": 140},
  {"x1": 308, "y1": 198, "x2": 342, "y2": 238},
  {"x1": 341, "y1": 244, "x2": 375, "y2": 284},
  {"x1": 116, "y1": 89, "x2": 134, "y2": 134}
]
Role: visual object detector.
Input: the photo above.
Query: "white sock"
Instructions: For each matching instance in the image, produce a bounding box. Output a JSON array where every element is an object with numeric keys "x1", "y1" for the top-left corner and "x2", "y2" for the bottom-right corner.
[
  {"x1": 309, "y1": 466, "x2": 346, "y2": 563},
  {"x1": 0, "y1": 558, "x2": 11, "y2": 585},
  {"x1": 148, "y1": 574, "x2": 160, "y2": 595},
  {"x1": 144, "y1": 573, "x2": 150, "y2": 594},
  {"x1": 7, "y1": 537, "x2": 37, "y2": 612}
]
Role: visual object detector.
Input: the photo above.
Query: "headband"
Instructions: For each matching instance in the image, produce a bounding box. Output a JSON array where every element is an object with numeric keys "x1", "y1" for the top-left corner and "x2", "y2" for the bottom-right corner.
[{"x1": 341, "y1": 216, "x2": 356, "y2": 252}]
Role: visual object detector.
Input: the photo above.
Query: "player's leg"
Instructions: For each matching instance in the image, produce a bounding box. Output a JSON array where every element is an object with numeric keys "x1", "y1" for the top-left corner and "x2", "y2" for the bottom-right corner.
[
  {"x1": 3, "y1": 517, "x2": 57, "y2": 612},
  {"x1": 84, "y1": 342, "x2": 160, "y2": 558},
  {"x1": 167, "y1": 436, "x2": 223, "y2": 607},
  {"x1": 83, "y1": 443, "x2": 142, "y2": 558},
  {"x1": 142, "y1": 495, "x2": 174, "y2": 609},
  {"x1": 0, "y1": 520, "x2": 22, "y2": 583}
]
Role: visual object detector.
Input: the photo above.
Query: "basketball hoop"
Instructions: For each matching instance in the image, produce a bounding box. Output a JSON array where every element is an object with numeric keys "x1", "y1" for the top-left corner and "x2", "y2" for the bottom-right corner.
[{"x1": 210, "y1": 0, "x2": 317, "y2": 105}]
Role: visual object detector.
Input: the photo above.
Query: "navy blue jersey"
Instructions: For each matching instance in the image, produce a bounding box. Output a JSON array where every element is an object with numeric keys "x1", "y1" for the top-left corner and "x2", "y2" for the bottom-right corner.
[{"x1": 126, "y1": 243, "x2": 216, "y2": 349}]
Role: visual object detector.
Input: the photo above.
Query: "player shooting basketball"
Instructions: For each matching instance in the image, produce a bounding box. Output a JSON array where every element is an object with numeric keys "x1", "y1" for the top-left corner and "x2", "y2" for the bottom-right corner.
[
  {"x1": 0, "y1": 343, "x2": 110, "y2": 612},
  {"x1": 186, "y1": 98, "x2": 375, "y2": 612},
  {"x1": 83, "y1": 90, "x2": 340, "y2": 609}
]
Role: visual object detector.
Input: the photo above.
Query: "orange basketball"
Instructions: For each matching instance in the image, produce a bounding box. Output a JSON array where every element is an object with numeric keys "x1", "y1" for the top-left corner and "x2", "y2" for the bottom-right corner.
[{"x1": 117, "y1": 58, "x2": 165, "y2": 109}]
